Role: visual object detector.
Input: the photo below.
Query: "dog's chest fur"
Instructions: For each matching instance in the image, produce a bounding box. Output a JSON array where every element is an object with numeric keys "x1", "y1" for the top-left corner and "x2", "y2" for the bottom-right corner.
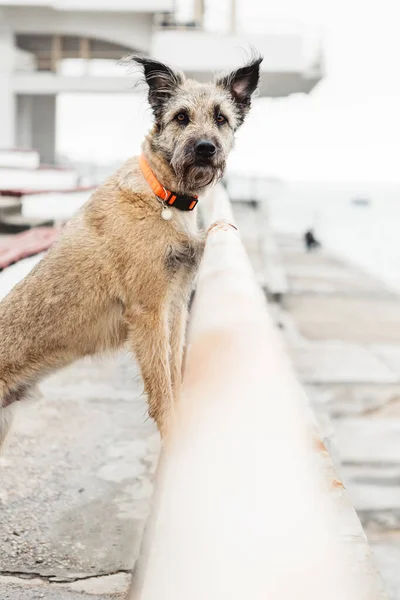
[
  {"x1": 116, "y1": 159, "x2": 205, "y2": 281},
  {"x1": 165, "y1": 212, "x2": 204, "y2": 276}
]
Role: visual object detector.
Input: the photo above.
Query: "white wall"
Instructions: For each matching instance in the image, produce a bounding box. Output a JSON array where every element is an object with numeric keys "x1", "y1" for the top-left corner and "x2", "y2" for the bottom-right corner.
[
  {"x1": 13, "y1": 72, "x2": 139, "y2": 94},
  {"x1": 1, "y1": 0, "x2": 173, "y2": 11},
  {"x1": 0, "y1": 166, "x2": 78, "y2": 190},
  {"x1": 151, "y1": 30, "x2": 306, "y2": 73},
  {"x1": 5, "y1": 7, "x2": 154, "y2": 52},
  {"x1": 21, "y1": 188, "x2": 93, "y2": 220},
  {"x1": 0, "y1": 148, "x2": 39, "y2": 168},
  {"x1": 0, "y1": 22, "x2": 15, "y2": 148},
  {"x1": 150, "y1": 30, "x2": 319, "y2": 97}
]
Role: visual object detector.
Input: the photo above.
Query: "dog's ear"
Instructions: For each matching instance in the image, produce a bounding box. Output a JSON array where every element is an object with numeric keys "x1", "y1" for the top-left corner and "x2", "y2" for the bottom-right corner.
[
  {"x1": 216, "y1": 56, "x2": 263, "y2": 122},
  {"x1": 131, "y1": 55, "x2": 184, "y2": 120}
]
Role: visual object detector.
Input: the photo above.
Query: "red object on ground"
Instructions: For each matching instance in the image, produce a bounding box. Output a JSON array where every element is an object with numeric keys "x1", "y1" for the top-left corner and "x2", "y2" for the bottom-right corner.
[{"x1": 0, "y1": 227, "x2": 61, "y2": 269}]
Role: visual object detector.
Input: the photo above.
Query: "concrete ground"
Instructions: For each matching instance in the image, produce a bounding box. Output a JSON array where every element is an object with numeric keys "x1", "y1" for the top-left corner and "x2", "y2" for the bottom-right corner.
[
  {"x1": 0, "y1": 353, "x2": 159, "y2": 599},
  {"x1": 272, "y1": 232, "x2": 400, "y2": 600}
]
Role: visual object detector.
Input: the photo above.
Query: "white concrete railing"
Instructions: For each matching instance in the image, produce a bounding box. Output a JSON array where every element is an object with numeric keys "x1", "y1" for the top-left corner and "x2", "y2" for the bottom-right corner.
[{"x1": 129, "y1": 185, "x2": 387, "y2": 600}]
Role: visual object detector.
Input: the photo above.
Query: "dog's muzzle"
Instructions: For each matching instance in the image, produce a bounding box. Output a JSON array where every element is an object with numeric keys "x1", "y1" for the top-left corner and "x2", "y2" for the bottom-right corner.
[{"x1": 195, "y1": 139, "x2": 217, "y2": 158}]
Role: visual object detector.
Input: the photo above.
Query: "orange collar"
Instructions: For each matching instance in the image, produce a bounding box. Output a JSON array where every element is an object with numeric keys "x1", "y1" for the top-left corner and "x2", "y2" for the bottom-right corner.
[{"x1": 139, "y1": 154, "x2": 198, "y2": 212}]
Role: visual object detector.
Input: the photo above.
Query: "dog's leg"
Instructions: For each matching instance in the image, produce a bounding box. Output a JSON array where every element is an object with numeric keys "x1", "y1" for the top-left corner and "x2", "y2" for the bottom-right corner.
[
  {"x1": 0, "y1": 381, "x2": 20, "y2": 451},
  {"x1": 0, "y1": 404, "x2": 17, "y2": 451},
  {"x1": 128, "y1": 309, "x2": 173, "y2": 437},
  {"x1": 0, "y1": 383, "x2": 41, "y2": 451},
  {"x1": 168, "y1": 265, "x2": 201, "y2": 404},
  {"x1": 169, "y1": 304, "x2": 189, "y2": 403}
]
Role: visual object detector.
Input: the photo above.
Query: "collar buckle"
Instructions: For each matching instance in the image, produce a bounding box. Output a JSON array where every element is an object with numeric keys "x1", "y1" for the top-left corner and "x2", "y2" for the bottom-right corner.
[{"x1": 165, "y1": 191, "x2": 198, "y2": 211}]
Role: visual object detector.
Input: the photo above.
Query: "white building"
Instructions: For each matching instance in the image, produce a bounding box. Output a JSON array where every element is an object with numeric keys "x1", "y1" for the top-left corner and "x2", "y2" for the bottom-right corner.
[{"x1": 0, "y1": 0, "x2": 323, "y2": 164}]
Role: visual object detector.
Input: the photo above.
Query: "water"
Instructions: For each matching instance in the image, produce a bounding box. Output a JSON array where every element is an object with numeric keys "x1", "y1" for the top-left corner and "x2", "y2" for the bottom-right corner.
[{"x1": 266, "y1": 181, "x2": 400, "y2": 293}]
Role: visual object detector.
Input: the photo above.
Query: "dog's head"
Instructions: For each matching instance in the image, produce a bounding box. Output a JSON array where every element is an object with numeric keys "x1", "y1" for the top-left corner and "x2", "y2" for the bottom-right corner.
[{"x1": 133, "y1": 55, "x2": 262, "y2": 192}]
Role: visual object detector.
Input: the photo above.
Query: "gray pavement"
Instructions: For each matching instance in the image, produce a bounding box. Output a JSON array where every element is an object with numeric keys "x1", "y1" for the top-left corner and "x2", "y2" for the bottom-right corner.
[
  {"x1": 0, "y1": 353, "x2": 159, "y2": 599},
  {"x1": 271, "y1": 229, "x2": 400, "y2": 600},
  {"x1": 0, "y1": 573, "x2": 132, "y2": 599}
]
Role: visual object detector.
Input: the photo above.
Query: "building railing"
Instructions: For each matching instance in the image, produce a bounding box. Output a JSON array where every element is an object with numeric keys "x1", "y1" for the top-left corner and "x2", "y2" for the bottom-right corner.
[{"x1": 129, "y1": 185, "x2": 387, "y2": 600}]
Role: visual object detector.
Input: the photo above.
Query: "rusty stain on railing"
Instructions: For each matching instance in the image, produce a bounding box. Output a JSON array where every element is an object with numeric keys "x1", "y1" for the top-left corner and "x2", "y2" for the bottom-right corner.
[{"x1": 129, "y1": 185, "x2": 387, "y2": 600}]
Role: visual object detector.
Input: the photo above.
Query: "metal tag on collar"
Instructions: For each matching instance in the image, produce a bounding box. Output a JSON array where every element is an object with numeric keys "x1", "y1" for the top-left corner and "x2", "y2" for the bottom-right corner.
[
  {"x1": 158, "y1": 186, "x2": 173, "y2": 221},
  {"x1": 161, "y1": 204, "x2": 173, "y2": 221}
]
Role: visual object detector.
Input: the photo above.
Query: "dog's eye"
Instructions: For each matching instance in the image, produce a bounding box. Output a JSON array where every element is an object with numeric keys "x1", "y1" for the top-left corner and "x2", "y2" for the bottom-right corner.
[
  {"x1": 176, "y1": 112, "x2": 189, "y2": 124},
  {"x1": 216, "y1": 114, "x2": 227, "y2": 125}
]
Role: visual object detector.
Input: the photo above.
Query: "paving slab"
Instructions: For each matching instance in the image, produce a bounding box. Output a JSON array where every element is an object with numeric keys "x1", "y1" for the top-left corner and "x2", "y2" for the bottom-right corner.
[
  {"x1": 372, "y1": 544, "x2": 400, "y2": 600},
  {"x1": 334, "y1": 419, "x2": 400, "y2": 465},
  {"x1": 343, "y1": 481, "x2": 400, "y2": 513},
  {"x1": 284, "y1": 265, "x2": 388, "y2": 296},
  {"x1": 335, "y1": 419, "x2": 400, "y2": 527},
  {"x1": 374, "y1": 346, "x2": 400, "y2": 379},
  {"x1": 285, "y1": 295, "x2": 400, "y2": 343},
  {"x1": 305, "y1": 384, "x2": 400, "y2": 418},
  {"x1": 0, "y1": 573, "x2": 131, "y2": 600},
  {"x1": 0, "y1": 352, "x2": 158, "y2": 583},
  {"x1": 277, "y1": 237, "x2": 392, "y2": 296},
  {"x1": 0, "y1": 573, "x2": 130, "y2": 600},
  {"x1": 288, "y1": 342, "x2": 398, "y2": 384},
  {"x1": 269, "y1": 230, "x2": 400, "y2": 599}
]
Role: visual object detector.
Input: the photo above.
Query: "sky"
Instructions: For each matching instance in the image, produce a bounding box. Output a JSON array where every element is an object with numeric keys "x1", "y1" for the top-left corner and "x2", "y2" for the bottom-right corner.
[{"x1": 57, "y1": 0, "x2": 400, "y2": 183}]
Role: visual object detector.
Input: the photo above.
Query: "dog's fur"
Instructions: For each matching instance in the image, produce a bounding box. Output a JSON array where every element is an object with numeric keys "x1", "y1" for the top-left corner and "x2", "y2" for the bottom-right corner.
[{"x1": 0, "y1": 54, "x2": 262, "y2": 444}]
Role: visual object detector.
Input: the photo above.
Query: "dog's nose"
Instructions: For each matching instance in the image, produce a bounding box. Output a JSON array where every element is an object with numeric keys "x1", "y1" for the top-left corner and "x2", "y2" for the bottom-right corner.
[{"x1": 195, "y1": 140, "x2": 216, "y2": 157}]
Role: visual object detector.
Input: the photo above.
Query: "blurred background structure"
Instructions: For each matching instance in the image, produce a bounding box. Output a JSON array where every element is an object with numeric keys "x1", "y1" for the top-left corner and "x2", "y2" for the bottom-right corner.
[
  {"x1": 2, "y1": 1, "x2": 400, "y2": 599},
  {"x1": 0, "y1": 0, "x2": 322, "y2": 164}
]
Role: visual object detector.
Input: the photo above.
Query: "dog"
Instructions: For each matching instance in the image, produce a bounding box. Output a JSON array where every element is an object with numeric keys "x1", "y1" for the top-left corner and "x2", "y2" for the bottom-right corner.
[{"x1": 0, "y1": 54, "x2": 262, "y2": 444}]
